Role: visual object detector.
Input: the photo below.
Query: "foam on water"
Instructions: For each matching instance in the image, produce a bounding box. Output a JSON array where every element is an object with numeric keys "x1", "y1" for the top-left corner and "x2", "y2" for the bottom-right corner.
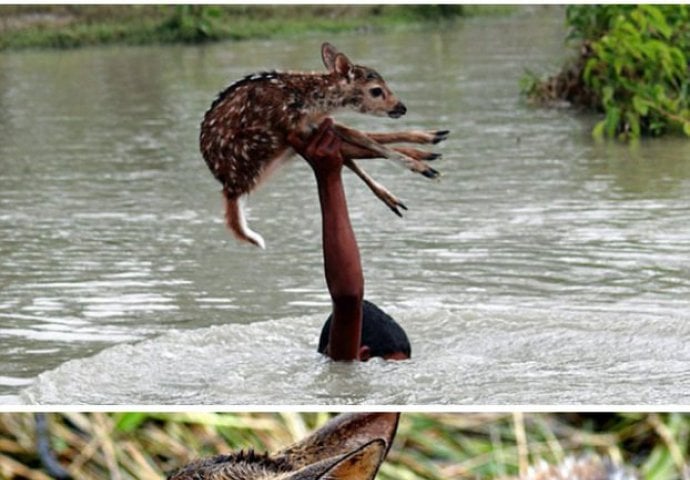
[{"x1": 21, "y1": 306, "x2": 690, "y2": 405}]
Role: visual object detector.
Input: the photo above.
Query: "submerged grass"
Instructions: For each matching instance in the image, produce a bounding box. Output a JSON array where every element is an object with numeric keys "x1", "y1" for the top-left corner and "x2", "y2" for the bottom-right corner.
[
  {"x1": 0, "y1": 5, "x2": 507, "y2": 51},
  {"x1": 0, "y1": 412, "x2": 688, "y2": 479}
]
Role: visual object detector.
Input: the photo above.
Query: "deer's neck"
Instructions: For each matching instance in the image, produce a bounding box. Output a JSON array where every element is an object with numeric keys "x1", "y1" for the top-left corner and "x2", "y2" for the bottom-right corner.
[{"x1": 287, "y1": 73, "x2": 358, "y2": 115}]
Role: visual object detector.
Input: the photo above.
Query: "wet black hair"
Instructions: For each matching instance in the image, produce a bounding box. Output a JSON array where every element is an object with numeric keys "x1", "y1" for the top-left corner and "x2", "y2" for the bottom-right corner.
[{"x1": 318, "y1": 300, "x2": 411, "y2": 358}]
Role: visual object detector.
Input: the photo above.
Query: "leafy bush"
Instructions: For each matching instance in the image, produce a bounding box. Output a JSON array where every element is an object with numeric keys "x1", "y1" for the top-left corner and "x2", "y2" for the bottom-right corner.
[{"x1": 526, "y1": 5, "x2": 690, "y2": 140}]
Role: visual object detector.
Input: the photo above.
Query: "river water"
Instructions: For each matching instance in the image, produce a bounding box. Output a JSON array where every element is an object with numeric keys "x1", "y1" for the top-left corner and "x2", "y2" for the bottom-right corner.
[{"x1": 2, "y1": 8, "x2": 690, "y2": 405}]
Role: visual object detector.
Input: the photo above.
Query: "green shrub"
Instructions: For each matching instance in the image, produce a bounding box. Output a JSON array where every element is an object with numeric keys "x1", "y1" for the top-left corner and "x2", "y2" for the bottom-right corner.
[{"x1": 526, "y1": 5, "x2": 690, "y2": 140}]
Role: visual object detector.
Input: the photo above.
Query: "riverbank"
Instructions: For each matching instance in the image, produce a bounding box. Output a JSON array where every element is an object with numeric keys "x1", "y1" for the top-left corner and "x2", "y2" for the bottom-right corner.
[{"x1": 0, "y1": 5, "x2": 511, "y2": 50}]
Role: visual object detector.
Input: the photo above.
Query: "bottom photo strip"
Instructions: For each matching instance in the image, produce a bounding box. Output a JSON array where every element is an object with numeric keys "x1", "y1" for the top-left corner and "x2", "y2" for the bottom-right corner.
[{"x1": 0, "y1": 411, "x2": 688, "y2": 480}]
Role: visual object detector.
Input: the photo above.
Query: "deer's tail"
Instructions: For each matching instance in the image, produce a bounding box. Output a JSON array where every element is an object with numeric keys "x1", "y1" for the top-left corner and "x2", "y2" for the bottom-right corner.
[{"x1": 223, "y1": 192, "x2": 266, "y2": 249}]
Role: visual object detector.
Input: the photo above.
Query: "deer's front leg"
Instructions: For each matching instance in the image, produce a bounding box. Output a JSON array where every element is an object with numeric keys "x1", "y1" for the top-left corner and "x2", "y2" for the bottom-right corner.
[
  {"x1": 333, "y1": 123, "x2": 440, "y2": 179},
  {"x1": 365, "y1": 129, "x2": 450, "y2": 145},
  {"x1": 339, "y1": 140, "x2": 441, "y2": 163},
  {"x1": 345, "y1": 159, "x2": 407, "y2": 217}
]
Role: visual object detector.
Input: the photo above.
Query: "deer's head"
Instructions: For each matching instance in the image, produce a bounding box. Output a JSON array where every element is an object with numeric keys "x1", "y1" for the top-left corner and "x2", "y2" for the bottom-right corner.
[{"x1": 322, "y1": 43, "x2": 407, "y2": 119}]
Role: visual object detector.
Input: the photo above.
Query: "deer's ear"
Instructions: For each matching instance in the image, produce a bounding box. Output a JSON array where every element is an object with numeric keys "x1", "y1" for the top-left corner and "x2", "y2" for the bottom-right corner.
[
  {"x1": 317, "y1": 440, "x2": 386, "y2": 480},
  {"x1": 321, "y1": 42, "x2": 340, "y2": 70},
  {"x1": 276, "y1": 413, "x2": 399, "y2": 468},
  {"x1": 286, "y1": 440, "x2": 387, "y2": 480},
  {"x1": 321, "y1": 43, "x2": 354, "y2": 79},
  {"x1": 333, "y1": 53, "x2": 354, "y2": 79}
]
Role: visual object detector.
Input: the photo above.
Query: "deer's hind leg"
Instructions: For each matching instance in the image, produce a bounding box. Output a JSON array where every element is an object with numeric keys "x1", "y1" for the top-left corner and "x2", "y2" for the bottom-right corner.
[
  {"x1": 344, "y1": 159, "x2": 407, "y2": 217},
  {"x1": 337, "y1": 141, "x2": 408, "y2": 216}
]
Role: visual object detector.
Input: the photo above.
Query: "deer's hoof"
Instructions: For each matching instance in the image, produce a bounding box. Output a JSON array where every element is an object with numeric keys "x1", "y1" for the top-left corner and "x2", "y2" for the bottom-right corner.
[
  {"x1": 389, "y1": 199, "x2": 408, "y2": 217},
  {"x1": 432, "y1": 130, "x2": 450, "y2": 144},
  {"x1": 422, "y1": 167, "x2": 441, "y2": 179}
]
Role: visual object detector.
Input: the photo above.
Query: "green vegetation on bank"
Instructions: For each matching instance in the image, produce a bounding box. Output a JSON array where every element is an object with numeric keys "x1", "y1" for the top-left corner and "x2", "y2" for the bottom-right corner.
[
  {"x1": 0, "y1": 5, "x2": 492, "y2": 51},
  {"x1": 1, "y1": 412, "x2": 688, "y2": 479},
  {"x1": 523, "y1": 5, "x2": 690, "y2": 141}
]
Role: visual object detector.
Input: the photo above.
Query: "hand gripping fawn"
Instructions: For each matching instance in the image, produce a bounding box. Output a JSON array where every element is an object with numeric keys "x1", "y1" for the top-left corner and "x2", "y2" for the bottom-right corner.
[{"x1": 200, "y1": 42, "x2": 448, "y2": 248}]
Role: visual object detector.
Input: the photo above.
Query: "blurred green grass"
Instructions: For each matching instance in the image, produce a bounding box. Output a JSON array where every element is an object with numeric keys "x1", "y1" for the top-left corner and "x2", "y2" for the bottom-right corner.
[
  {"x1": 0, "y1": 5, "x2": 510, "y2": 51},
  {"x1": 0, "y1": 412, "x2": 688, "y2": 479}
]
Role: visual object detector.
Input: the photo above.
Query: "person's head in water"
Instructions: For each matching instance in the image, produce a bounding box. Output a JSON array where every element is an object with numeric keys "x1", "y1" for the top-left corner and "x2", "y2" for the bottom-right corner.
[{"x1": 318, "y1": 300, "x2": 411, "y2": 361}]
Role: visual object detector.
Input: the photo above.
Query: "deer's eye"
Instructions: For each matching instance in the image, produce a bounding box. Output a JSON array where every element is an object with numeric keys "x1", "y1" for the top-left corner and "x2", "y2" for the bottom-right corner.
[{"x1": 369, "y1": 87, "x2": 384, "y2": 98}]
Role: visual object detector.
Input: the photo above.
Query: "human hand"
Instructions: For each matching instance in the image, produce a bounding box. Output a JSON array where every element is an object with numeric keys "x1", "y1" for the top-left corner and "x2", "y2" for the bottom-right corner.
[{"x1": 288, "y1": 118, "x2": 345, "y2": 178}]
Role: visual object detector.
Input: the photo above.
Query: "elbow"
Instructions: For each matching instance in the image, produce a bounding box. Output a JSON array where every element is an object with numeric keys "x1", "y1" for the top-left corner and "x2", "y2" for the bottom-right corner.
[{"x1": 331, "y1": 289, "x2": 364, "y2": 311}]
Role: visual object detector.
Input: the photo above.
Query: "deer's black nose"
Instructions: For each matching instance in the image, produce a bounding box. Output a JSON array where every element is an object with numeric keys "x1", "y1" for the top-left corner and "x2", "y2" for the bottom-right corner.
[{"x1": 389, "y1": 102, "x2": 407, "y2": 118}]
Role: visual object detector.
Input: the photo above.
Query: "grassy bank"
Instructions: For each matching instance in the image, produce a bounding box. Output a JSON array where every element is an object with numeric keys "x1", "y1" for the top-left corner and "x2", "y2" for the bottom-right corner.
[
  {"x1": 1, "y1": 412, "x2": 688, "y2": 479},
  {"x1": 0, "y1": 5, "x2": 503, "y2": 51}
]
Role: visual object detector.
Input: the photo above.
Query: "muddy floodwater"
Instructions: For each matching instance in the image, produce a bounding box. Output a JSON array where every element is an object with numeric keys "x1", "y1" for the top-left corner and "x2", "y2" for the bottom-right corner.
[{"x1": 1, "y1": 8, "x2": 690, "y2": 405}]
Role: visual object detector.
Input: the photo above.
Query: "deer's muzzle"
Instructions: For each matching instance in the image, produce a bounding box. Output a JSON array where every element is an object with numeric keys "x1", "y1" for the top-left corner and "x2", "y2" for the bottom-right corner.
[{"x1": 388, "y1": 102, "x2": 407, "y2": 119}]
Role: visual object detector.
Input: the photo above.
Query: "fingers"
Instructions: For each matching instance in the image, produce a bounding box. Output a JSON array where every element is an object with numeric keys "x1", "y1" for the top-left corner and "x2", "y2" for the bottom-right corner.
[
  {"x1": 308, "y1": 119, "x2": 341, "y2": 158},
  {"x1": 287, "y1": 131, "x2": 306, "y2": 152},
  {"x1": 319, "y1": 128, "x2": 341, "y2": 157},
  {"x1": 315, "y1": 117, "x2": 334, "y2": 135},
  {"x1": 308, "y1": 119, "x2": 336, "y2": 152},
  {"x1": 288, "y1": 119, "x2": 335, "y2": 155},
  {"x1": 291, "y1": 118, "x2": 339, "y2": 159}
]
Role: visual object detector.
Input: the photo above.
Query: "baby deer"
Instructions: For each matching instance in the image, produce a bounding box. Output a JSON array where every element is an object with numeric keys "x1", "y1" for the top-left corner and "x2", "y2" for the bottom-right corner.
[
  {"x1": 168, "y1": 412, "x2": 399, "y2": 480},
  {"x1": 200, "y1": 42, "x2": 448, "y2": 248}
]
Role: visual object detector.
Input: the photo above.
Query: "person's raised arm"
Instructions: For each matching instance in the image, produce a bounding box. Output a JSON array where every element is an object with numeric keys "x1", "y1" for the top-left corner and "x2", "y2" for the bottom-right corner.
[{"x1": 289, "y1": 119, "x2": 364, "y2": 361}]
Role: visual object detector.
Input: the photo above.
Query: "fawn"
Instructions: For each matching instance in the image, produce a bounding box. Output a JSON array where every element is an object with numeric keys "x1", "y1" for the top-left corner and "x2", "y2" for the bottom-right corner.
[
  {"x1": 200, "y1": 42, "x2": 448, "y2": 248},
  {"x1": 168, "y1": 412, "x2": 638, "y2": 480}
]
